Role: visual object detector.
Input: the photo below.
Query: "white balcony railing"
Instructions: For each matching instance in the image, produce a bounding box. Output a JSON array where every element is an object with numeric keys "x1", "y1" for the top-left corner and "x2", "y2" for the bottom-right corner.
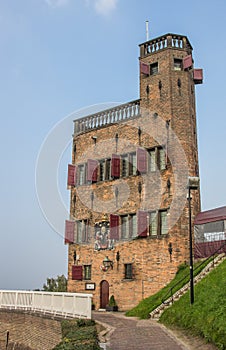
[
  {"x1": 74, "y1": 99, "x2": 140, "y2": 135},
  {"x1": 0, "y1": 290, "x2": 93, "y2": 319}
]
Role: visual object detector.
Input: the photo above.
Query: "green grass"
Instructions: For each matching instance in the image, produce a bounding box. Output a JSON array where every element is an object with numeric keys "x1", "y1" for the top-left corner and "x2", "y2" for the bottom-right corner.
[
  {"x1": 126, "y1": 258, "x2": 213, "y2": 319},
  {"x1": 160, "y1": 259, "x2": 226, "y2": 350},
  {"x1": 53, "y1": 319, "x2": 101, "y2": 350}
]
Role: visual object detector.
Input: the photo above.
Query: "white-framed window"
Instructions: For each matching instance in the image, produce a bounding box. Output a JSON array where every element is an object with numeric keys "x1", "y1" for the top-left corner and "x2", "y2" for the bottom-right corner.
[
  {"x1": 121, "y1": 215, "x2": 129, "y2": 239},
  {"x1": 121, "y1": 214, "x2": 137, "y2": 239},
  {"x1": 148, "y1": 149, "x2": 156, "y2": 172},
  {"x1": 76, "y1": 220, "x2": 89, "y2": 243},
  {"x1": 78, "y1": 164, "x2": 86, "y2": 185},
  {"x1": 148, "y1": 146, "x2": 166, "y2": 172},
  {"x1": 121, "y1": 155, "x2": 129, "y2": 177},
  {"x1": 105, "y1": 159, "x2": 111, "y2": 180},
  {"x1": 129, "y1": 152, "x2": 137, "y2": 176},
  {"x1": 149, "y1": 211, "x2": 158, "y2": 236},
  {"x1": 84, "y1": 265, "x2": 91, "y2": 280},
  {"x1": 159, "y1": 210, "x2": 168, "y2": 235},
  {"x1": 99, "y1": 160, "x2": 105, "y2": 182},
  {"x1": 130, "y1": 214, "x2": 137, "y2": 238},
  {"x1": 159, "y1": 148, "x2": 166, "y2": 171}
]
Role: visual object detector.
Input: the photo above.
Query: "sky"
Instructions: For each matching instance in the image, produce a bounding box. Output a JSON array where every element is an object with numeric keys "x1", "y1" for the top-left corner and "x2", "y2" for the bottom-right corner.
[{"x1": 0, "y1": 0, "x2": 226, "y2": 290}]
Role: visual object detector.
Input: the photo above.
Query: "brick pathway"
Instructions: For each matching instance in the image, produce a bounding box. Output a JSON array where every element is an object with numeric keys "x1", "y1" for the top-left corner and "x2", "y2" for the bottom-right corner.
[{"x1": 93, "y1": 311, "x2": 188, "y2": 350}]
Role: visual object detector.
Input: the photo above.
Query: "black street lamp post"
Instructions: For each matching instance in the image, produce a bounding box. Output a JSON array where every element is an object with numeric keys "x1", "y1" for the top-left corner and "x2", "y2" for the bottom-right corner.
[{"x1": 187, "y1": 176, "x2": 200, "y2": 305}]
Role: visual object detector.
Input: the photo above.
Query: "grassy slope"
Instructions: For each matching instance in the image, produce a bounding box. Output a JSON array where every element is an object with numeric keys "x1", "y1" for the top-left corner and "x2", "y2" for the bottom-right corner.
[
  {"x1": 160, "y1": 259, "x2": 226, "y2": 350},
  {"x1": 126, "y1": 259, "x2": 212, "y2": 319}
]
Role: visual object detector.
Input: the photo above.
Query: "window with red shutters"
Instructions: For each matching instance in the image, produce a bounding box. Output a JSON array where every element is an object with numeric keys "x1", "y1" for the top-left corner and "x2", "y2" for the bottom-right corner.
[
  {"x1": 140, "y1": 62, "x2": 150, "y2": 75},
  {"x1": 67, "y1": 164, "x2": 76, "y2": 187},
  {"x1": 183, "y1": 55, "x2": 193, "y2": 70},
  {"x1": 87, "y1": 159, "x2": 98, "y2": 183},
  {"x1": 111, "y1": 154, "x2": 120, "y2": 178},
  {"x1": 137, "y1": 211, "x2": 148, "y2": 237},
  {"x1": 110, "y1": 214, "x2": 119, "y2": 240},
  {"x1": 72, "y1": 266, "x2": 83, "y2": 281},
  {"x1": 65, "y1": 220, "x2": 75, "y2": 244},
  {"x1": 137, "y1": 148, "x2": 147, "y2": 174}
]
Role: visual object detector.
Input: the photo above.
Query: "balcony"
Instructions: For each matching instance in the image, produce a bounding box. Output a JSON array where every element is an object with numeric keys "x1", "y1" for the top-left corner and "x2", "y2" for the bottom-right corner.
[
  {"x1": 74, "y1": 99, "x2": 141, "y2": 135},
  {"x1": 139, "y1": 33, "x2": 193, "y2": 57}
]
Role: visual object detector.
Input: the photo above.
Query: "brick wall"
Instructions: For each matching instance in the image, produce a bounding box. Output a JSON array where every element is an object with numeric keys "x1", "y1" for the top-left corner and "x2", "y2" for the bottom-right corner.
[{"x1": 0, "y1": 310, "x2": 62, "y2": 350}]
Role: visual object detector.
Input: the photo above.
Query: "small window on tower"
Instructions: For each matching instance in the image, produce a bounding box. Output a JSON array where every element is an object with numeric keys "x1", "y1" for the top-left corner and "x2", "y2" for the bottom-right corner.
[
  {"x1": 174, "y1": 59, "x2": 182, "y2": 71},
  {"x1": 150, "y1": 62, "x2": 158, "y2": 75}
]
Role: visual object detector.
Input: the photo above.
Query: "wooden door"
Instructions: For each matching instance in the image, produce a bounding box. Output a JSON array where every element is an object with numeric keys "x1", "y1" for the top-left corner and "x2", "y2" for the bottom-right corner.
[{"x1": 100, "y1": 280, "x2": 109, "y2": 309}]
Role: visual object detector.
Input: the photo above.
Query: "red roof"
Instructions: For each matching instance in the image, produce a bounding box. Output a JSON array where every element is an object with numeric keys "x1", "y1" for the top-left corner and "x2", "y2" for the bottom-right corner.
[{"x1": 195, "y1": 206, "x2": 226, "y2": 225}]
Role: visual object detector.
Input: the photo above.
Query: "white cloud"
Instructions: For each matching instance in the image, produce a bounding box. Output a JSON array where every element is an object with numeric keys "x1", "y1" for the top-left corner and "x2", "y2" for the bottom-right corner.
[
  {"x1": 94, "y1": 0, "x2": 118, "y2": 16},
  {"x1": 45, "y1": 0, "x2": 69, "y2": 8},
  {"x1": 44, "y1": 0, "x2": 118, "y2": 15}
]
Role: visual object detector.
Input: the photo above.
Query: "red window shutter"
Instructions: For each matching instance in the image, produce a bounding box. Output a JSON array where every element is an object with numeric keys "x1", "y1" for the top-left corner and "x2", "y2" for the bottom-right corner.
[
  {"x1": 65, "y1": 220, "x2": 75, "y2": 244},
  {"x1": 67, "y1": 164, "x2": 76, "y2": 187},
  {"x1": 183, "y1": 55, "x2": 193, "y2": 70},
  {"x1": 72, "y1": 266, "x2": 83, "y2": 281},
  {"x1": 138, "y1": 211, "x2": 148, "y2": 237},
  {"x1": 193, "y1": 69, "x2": 203, "y2": 84},
  {"x1": 140, "y1": 62, "x2": 150, "y2": 75},
  {"x1": 87, "y1": 159, "x2": 98, "y2": 182},
  {"x1": 110, "y1": 214, "x2": 119, "y2": 240},
  {"x1": 111, "y1": 154, "x2": 120, "y2": 178},
  {"x1": 137, "y1": 148, "x2": 147, "y2": 174}
]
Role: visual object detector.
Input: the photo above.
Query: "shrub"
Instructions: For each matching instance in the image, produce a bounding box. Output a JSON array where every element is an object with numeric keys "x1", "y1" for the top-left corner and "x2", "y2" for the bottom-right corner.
[{"x1": 53, "y1": 319, "x2": 101, "y2": 350}]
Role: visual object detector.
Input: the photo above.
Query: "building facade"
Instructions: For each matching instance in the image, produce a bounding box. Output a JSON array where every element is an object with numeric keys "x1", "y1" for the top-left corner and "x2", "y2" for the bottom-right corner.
[{"x1": 65, "y1": 33, "x2": 203, "y2": 311}]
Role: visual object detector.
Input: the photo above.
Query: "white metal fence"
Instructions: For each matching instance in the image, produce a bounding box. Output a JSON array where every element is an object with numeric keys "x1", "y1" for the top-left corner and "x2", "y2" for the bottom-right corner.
[{"x1": 0, "y1": 290, "x2": 93, "y2": 319}]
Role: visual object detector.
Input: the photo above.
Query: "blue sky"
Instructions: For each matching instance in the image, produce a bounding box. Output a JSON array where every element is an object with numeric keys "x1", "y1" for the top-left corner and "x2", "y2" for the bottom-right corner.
[{"x1": 0, "y1": 0, "x2": 225, "y2": 290}]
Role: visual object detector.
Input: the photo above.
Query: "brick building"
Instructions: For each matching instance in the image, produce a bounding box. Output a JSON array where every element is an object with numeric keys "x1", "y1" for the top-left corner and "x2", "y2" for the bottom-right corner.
[{"x1": 65, "y1": 33, "x2": 203, "y2": 310}]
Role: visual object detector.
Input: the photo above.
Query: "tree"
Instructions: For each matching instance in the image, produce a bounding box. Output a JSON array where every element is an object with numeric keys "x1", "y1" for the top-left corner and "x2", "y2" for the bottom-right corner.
[{"x1": 43, "y1": 274, "x2": 67, "y2": 292}]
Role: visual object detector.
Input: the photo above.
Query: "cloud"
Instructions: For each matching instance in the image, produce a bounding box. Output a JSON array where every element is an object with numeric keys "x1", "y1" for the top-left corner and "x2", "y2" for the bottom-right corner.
[
  {"x1": 45, "y1": 0, "x2": 69, "y2": 8},
  {"x1": 44, "y1": 0, "x2": 118, "y2": 15},
  {"x1": 94, "y1": 0, "x2": 118, "y2": 16}
]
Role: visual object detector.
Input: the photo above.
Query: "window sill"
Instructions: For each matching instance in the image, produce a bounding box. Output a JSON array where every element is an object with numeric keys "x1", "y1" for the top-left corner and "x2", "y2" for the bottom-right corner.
[
  {"x1": 147, "y1": 233, "x2": 169, "y2": 240},
  {"x1": 122, "y1": 278, "x2": 134, "y2": 282}
]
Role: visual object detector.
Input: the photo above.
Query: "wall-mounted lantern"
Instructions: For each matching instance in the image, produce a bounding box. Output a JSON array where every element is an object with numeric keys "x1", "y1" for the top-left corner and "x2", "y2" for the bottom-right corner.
[
  {"x1": 92, "y1": 136, "x2": 97, "y2": 145},
  {"x1": 100, "y1": 256, "x2": 113, "y2": 271}
]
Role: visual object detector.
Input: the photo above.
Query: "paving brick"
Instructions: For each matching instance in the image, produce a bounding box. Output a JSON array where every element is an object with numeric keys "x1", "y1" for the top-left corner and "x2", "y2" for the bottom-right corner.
[{"x1": 93, "y1": 311, "x2": 187, "y2": 350}]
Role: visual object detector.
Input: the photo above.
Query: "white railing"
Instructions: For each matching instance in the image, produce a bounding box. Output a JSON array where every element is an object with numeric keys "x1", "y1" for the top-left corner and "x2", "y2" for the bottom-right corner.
[
  {"x1": 140, "y1": 33, "x2": 193, "y2": 56},
  {"x1": 74, "y1": 99, "x2": 140, "y2": 135},
  {"x1": 0, "y1": 290, "x2": 93, "y2": 319}
]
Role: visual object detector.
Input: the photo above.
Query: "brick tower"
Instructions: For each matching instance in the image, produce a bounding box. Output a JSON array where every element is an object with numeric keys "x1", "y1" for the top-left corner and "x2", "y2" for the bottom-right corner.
[{"x1": 65, "y1": 33, "x2": 203, "y2": 311}]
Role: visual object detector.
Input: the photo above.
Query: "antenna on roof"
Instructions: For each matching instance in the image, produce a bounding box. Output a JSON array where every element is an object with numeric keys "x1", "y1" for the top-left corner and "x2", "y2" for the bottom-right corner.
[{"x1": 146, "y1": 20, "x2": 149, "y2": 41}]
